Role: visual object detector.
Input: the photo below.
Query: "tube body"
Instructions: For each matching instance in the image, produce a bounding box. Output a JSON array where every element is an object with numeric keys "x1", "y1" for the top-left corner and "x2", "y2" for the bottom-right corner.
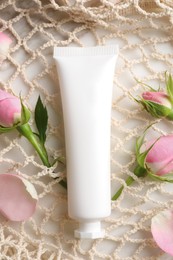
[{"x1": 53, "y1": 46, "x2": 118, "y2": 239}]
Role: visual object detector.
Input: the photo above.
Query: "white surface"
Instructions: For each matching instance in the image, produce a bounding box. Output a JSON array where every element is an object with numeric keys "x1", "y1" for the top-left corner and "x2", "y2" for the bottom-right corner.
[{"x1": 1, "y1": 7, "x2": 173, "y2": 258}]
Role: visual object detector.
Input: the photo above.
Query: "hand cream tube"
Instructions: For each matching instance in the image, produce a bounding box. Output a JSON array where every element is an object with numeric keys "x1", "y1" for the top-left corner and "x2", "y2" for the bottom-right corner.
[{"x1": 53, "y1": 45, "x2": 118, "y2": 239}]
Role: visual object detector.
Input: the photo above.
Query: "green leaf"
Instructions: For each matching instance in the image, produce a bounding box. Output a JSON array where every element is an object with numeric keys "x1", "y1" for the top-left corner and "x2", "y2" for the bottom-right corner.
[
  {"x1": 20, "y1": 100, "x2": 31, "y2": 125},
  {"x1": 35, "y1": 96, "x2": 48, "y2": 144}
]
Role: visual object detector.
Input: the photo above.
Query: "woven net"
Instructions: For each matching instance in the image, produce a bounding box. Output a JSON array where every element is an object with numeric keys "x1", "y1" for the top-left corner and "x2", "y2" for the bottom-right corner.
[{"x1": 0, "y1": 0, "x2": 173, "y2": 259}]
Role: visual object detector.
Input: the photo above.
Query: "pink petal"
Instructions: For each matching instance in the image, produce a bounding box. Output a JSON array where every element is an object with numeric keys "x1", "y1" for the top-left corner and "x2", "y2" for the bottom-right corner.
[
  {"x1": 151, "y1": 210, "x2": 173, "y2": 256},
  {"x1": 0, "y1": 89, "x2": 16, "y2": 100},
  {"x1": 146, "y1": 158, "x2": 173, "y2": 175},
  {"x1": 0, "y1": 32, "x2": 12, "y2": 45},
  {"x1": 0, "y1": 174, "x2": 38, "y2": 221},
  {"x1": 0, "y1": 32, "x2": 12, "y2": 61},
  {"x1": 157, "y1": 161, "x2": 173, "y2": 176}
]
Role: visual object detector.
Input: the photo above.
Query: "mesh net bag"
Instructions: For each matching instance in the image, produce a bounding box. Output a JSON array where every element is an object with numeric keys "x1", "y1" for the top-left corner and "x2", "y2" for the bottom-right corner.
[{"x1": 0, "y1": 0, "x2": 173, "y2": 259}]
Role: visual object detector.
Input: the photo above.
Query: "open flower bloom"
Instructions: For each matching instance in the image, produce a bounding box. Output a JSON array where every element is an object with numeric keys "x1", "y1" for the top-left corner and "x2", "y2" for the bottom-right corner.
[
  {"x1": 136, "y1": 132, "x2": 173, "y2": 182},
  {"x1": 136, "y1": 74, "x2": 173, "y2": 120},
  {"x1": 0, "y1": 32, "x2": 12, "y2": 62},
  {"x1": 151, "y1": 210, "x2": 173, "y2": 256}
]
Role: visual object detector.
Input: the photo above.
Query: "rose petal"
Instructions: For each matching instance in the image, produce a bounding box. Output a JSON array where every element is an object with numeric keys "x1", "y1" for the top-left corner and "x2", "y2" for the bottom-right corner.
[
  {"x1": 0, "y1": 173, "x2": 38, "y2": 221},
  {"x1": 147, "y1": 160, "x2": 173, "y2": 176},
  {"x1": 156, "y1": 161, "x2": 173, "y2": 176},
  {"x1": 151, "y1": 210, "x2": 173, "y2": 256},
  {"x1": 146, "y1": 135, "x2": 173, "y2": 163},
  {"x1": 0, "y1": 32, "x2": 12, "y2": 61},
  {"x1": 0, "y1": 32, "x2": 12, "y2": 46}
]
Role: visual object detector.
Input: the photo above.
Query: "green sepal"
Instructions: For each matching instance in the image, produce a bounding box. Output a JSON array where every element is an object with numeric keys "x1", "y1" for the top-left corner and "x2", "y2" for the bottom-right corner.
[
  {"x1": 166, "y1": 110, "x2": 173, "y2": 120},
  {"x1": 136, "y1": 131, "x2": 146, "y2": 156},
  {"x1": 148, "y1": 171, "x2": 173, "y2": 183},
  {"x1": 136, "y1": 124, "x2": 152, "y2": 158},
  {"x1": 20, "y1": 100, "x2": 31, "y2": 125},
  {"x1": 136, "y1": 151, "x2": 148, "y2": 168},
  {"x1": 136, "y1": 128, "x2": 148, "y2": 168},
  {"x1": 135, "y1": 126, "x2": 160, "y2": 169},
  {"x1": 0, "y1": 125, "x2": 16, "y2": 133},
  {"x1": 134, "y1": 164, "x2": 147, "y2": 178},
  {"x1": 137, "y1": 140, "x2": 160, "y2": 169},
  {"x1": 165, "y1": 72, "x2": 173, "y2": 103},
  {"x1": 139, "y1": 99, "x2": 172, "y2": 118},
  {"x1": 135, "y1": 78, "x2": 158, "y2": 92}
]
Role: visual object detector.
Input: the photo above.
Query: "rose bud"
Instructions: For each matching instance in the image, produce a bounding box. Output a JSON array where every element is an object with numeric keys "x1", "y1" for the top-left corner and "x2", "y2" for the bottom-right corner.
[
  {"x1": 0, "y1": 32, "x2": 12, "y2": 62},
  {"x1": 140, "y1": 91, "x2": 173, "y2": 119},
  {"x1": 0, "y1": 89, "x2": 22, "y2": 127},
  {"x1": 112, "y1": 130, "x2": 173, "y2": 201},
  {"x1": 136, "y1": 73, "x2": 173, "y2": 120},
  {"x1": 137, "y1": 133, "x2": 173, "y2": 182},
  {"x1": 0, "y1": 91, "x2": 52, "y2": 171},
  {"x1": 151, "y1": 210, "x2": 173, "y2": 256}
]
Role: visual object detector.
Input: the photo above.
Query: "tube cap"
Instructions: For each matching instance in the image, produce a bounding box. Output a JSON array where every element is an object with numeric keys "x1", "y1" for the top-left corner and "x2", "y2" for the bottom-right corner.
[{"x1": 74, "y1": 221, "x2": 105, "y2": 239}]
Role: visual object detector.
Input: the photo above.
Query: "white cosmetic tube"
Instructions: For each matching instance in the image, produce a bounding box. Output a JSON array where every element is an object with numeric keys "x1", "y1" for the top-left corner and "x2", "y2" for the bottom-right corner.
[{"x1": 53, "y1": 45, "x2": 118, "y2": 239}]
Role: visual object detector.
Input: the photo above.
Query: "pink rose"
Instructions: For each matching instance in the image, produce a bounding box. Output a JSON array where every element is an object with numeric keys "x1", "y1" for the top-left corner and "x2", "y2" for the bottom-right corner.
[
  {"x1": 0, "y1": 89, "x2": 22, "y2": 127},
  {"x1": 140, "y1": 91, "x2": 173, "y2": 119},
  {"x1": 112, "y1": 130, "x2": 173, "y2": 201},
  {"x1": 136, "y1": 73, "x2": 173, "y2": 120}
]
